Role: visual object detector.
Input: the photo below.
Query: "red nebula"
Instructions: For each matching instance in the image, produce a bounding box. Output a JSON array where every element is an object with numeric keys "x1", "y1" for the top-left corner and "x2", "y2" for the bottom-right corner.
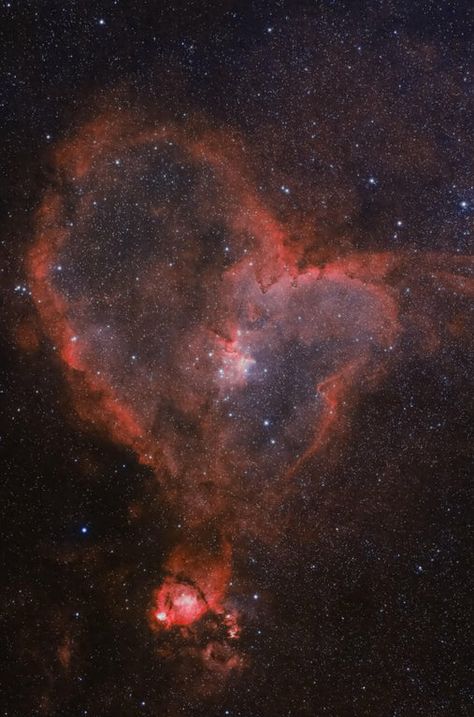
[
  {"x1": 149, "y1": 539, "x2": 235, "y2": 633},
  {"x1": 152, "y1": 579, "x2": 207, "y2": 628},
  {"x1": 25, "y1": 106, "x2": 472, "y2": 668}
]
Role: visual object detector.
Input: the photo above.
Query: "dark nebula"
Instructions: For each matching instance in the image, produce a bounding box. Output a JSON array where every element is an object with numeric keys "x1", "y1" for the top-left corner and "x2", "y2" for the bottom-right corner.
[{"x1": 1, "y1": 2, "x2": 472, "y2": 716}]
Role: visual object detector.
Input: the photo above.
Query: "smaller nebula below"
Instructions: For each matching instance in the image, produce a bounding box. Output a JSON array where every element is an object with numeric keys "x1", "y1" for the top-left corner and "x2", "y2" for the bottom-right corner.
[
  {"x1": 154, "y1": 581, "x2": 207, "y2": 627},
  {"x1": 149, "y1": 539, "x2": 238, "y2": 634},
  {"x1": 26, "y1": 107, "x2": 472, "y2": 688}
]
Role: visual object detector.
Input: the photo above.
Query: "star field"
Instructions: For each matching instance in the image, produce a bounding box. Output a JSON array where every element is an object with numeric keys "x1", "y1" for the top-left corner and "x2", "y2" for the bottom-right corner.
[{"x1": 1, "y1": 2, "x2": 472, "y2": 716}]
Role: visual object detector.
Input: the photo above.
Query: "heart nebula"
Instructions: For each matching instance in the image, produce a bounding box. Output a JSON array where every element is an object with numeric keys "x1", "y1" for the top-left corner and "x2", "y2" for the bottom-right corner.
[{"x1": 27, "y1": 109, "x2": 472, "y2": 677}]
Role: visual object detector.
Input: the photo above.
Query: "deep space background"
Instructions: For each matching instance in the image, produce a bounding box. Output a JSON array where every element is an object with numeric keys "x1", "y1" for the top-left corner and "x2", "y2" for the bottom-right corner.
[{"x1": 1, "y1": 1, "x2": 473, "y2": 716}]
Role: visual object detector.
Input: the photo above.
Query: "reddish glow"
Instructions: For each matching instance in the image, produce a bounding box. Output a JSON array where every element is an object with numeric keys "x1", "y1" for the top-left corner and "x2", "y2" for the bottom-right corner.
[
  {"x1": 148, "y1": 539, "x2": 238, "y2": 635},
  {"x1": 152, "y1": 579, "x2": 207, "y2": 628},
  {"x1": 25, "y1": 108, "x2": 472, "y2": 667}
]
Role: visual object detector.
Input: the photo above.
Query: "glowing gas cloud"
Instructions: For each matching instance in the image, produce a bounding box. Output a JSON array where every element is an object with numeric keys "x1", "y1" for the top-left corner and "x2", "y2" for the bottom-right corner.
[{"x1": 26, "y1": 108, "x2": 472, "y2": 678}]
